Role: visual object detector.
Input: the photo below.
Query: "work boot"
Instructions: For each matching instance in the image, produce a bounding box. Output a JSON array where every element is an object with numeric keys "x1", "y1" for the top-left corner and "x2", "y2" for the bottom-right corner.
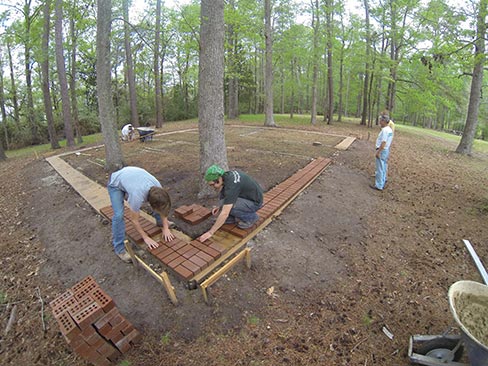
[{"x1": 117, "y1": 251, "x2": 132, "y2": 263}]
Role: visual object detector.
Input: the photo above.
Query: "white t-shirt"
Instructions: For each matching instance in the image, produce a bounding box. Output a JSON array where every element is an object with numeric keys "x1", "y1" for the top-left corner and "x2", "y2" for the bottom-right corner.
[
  {"x1": 121, "y1": 124, "x2": 134, "y2": 140},
  {"x1": 108, "y1": 167, "x2": 161, "y2": 212},
  {"x1": 375, "y1": 126, "x2": 393, "y2": 149}
]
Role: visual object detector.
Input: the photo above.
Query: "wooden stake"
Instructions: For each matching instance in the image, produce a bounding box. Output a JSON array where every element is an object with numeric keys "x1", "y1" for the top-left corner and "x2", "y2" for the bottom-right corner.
[
  {"x1": 4, "y1": 304, "x2": 17, "y2": 335},
  {"x1": 200, "y1": 248, "x2": 252, "y2": 304}
]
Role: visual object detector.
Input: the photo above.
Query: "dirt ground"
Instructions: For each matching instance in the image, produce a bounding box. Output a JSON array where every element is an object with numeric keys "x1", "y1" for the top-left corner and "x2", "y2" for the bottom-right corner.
[{"x1": 1, "y1": 120, "x2": 487, "y2": 366}]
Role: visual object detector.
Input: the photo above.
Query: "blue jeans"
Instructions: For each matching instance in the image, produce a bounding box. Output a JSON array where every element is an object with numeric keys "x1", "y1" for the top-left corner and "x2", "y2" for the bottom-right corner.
[
  {"x1": 375, "y1": 149, "x2": 390, "y2": 190},
  {"x1": 107, "y1": 185, "x2": 162, "y2": 254},
  {"x1": 228, "y1": 197, "x2": 262, "y2": 223},
  {"x1": 108, "y1": 185, "x2": 126, "y2": 254}
]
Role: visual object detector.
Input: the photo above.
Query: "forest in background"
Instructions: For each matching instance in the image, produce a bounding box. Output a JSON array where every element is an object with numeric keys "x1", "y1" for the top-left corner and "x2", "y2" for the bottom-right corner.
[{"x1": 0, "y1": 0, "x2": 486, "y2": 152}]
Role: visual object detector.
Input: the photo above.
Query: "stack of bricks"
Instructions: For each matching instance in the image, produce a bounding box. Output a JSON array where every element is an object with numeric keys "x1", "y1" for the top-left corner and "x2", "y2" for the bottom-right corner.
[
  {"x1": 220, "y1": 157, "x2": 331, "y2": 238},
  {"x1": 50, "y1": 276, "x2": 141, "y2": 366},
  {"x1": 148, "y1": 237, "x2": 226, "y2": 280},
  {"x1": 174, "y1": 204, "x2": 212, "y2": 225},
  {"x1": 100, "y1": 206, "x2": 161, "y2": 245}
]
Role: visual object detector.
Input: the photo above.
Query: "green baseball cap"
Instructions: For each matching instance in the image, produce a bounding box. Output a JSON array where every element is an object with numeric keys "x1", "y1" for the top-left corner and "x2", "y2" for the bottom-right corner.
[{"x1": 204, "y1": 165, "x2": 225, "y2": 182}]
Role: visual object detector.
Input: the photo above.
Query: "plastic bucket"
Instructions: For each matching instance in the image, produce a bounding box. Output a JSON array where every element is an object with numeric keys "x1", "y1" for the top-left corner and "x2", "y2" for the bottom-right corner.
[{"x1": 448, "y1": 280, "x2": 488, "y2": 366}]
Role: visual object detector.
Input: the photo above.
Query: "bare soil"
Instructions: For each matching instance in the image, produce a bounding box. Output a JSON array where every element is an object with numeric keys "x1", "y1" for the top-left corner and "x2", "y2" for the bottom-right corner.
[{"x1": 1, "y1": 120, "x2": 488, "y2": 366}]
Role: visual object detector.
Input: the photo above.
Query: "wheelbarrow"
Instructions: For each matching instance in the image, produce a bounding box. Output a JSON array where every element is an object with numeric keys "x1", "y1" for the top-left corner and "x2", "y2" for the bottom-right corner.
[
  {"x1": 136, "y1": 127, "x2": 155, "y2": 142},
  {"x1": 409, "y1": 240, "x2": 488, "y2": 366}
]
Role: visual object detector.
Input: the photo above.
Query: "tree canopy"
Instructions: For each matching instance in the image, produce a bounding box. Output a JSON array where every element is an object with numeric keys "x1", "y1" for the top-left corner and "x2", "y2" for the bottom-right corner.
[{"x1": 0, "y1": 0, "x2": 486, "y2": 154}]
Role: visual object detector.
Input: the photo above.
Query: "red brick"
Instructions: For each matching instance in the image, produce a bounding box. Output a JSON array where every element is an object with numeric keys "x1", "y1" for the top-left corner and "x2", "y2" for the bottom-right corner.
[
  {"x1": 100, "y1": 206, "x2": 113, "y2": 219},
  {"x1": 197, "y1": 247, "x2": 221, "y2": 263},
  {"x1": 166, "y1": 255, "x2": 186, "y2": 269},
  {"x1": 161, "y1": 251, "x2": 180, "y2": 265},
  {"x1": 165, "y1": 237, "x2": 184, "y2": 248},
  {"x1": 50, "y1": 289, "x2": 75, "y2": 309},
  {"x1": 90, "y1": 287, "x2": 115, "y2": 312},
  {"x1": 182, "y1": 212, "x2": 207, "y2": 225},
  {"x1": 182, "y1": 246, "x2": 199, "y2": 259},
  {"x1": 55, "y1": 311, "x2": 81, "y2": 341},
  {"x1": 209, "y1": 242, "x2": 226, "y2": 254},
  {"x1": 176, "y1": 244, "x2": 193, "y2": 256},
  {"x1": 148, "y1": 242, "x2": 169, "y2": 256},
  {"x1": 73, "y1": 281, "x2": 99, "y2": 301},
  {"x1": 108, "y1": 313, "x2": 124, "y2": 327},
  {"x1": 174, "y1": 205, "x2": 193, "y2": 218},
  {"x1": 105, "y1": 321, "x2": 128, "y2": 343},
  {"x1": 195, "y1": 250, "x2": 215, "y2": 264},
  {"x1": 168, "y1": 239, "x2": 188, "y2": 251},
  {"x1": 72, "y1": 339, "x2": 93, "y2": 358},
  {"x1": 97, "y1": 341, "x2": 121, "y2": 361},
  {"x1": 71, "y1": 301, "x2": 104, "y2": 329},
  {"x1": 125, "y1": 329, "x2": 142, "y2": 345},
  {"x1": 115, "y1": 337, "x2": 131, "y2": 354},
  {"x1": 181, "y1": 259, "x2": 202, "y2": 275},
  {"x1": 188, "y1": 254, "x2": 208, "y2": 270},
  {"x1": 67, "y1": 295, "x2": 95, "y2": 317},
  {"x1": 121, "y1": 324, "x2": 135, "y2": 336},
  {"x1": 71, "y1": 276, "x2": 97, "y2": 294},
  {"x1": 155, "y1": 246, "x2": 175, "y2": 260},
  {"x1": 94, "y1": 307, "x2": 119, "y2": 330},
  {"x1": 82, "y1": 328, "x2": 105, "y2": 347},
  {"x1": 51, "y1": 292, "x2": 78, "y2": 320},
  {"x1": 174, "y1": 265, "x2": 193, "y2": 280}
]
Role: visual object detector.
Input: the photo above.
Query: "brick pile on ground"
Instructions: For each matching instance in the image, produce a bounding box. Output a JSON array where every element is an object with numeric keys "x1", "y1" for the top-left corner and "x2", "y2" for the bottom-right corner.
[
  {"x1": 174, "y1": 204, "x2": 212, "y2": 225},
  {"x1": 50, "y1": 276, "x2": 141, "y2": 366}
]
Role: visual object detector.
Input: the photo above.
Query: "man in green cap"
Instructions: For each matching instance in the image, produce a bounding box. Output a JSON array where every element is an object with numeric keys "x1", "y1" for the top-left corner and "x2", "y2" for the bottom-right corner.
[{"x1": 198, "y1": 165, "x2": 263, "y2": 242}]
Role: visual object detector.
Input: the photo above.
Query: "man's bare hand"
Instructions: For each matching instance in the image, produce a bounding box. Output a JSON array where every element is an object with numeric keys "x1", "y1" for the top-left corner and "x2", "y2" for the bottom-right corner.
[
  {"x1": 198, "y1": 231, "x2": 212, "y2": 242},
  {"x1": 162, "y1": 228, "x2": 175, "y2": 242},
  {"x1": 211, "y1": 206, "x2": 220, "y2": 216},
  {"x1": 144, "y1": 237, "x2": 159, "y2": 250}
]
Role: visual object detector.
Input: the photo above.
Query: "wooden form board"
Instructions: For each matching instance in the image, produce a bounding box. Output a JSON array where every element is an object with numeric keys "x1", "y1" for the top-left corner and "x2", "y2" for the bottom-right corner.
[{"x1": 334, "y1": 136, "x2": 356, "y2": 150}]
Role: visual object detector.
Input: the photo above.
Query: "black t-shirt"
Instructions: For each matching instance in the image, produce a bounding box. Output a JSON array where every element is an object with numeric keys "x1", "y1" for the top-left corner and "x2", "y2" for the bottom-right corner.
[{"x1": 221, "y1": 170, "x2": 263, "y2": 206}]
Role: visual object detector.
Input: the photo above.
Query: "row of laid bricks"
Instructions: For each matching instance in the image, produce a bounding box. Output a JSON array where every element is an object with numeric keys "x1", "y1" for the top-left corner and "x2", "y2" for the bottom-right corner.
[
  {"x1": 50, "y1": 276, "x2": 141, "y2": 366},
  {"x1": 100, "y1": 206, "x2": 161, "y2": 245},
  {"x1": 148, "y1": 237, "x2": 227, "y2": 280},
  {"x1": 220, "y1": 158, "x2": 331, "y2": 238},
  {"x1": 174, "y1": 204, "x2": 212, "y2": 225}
]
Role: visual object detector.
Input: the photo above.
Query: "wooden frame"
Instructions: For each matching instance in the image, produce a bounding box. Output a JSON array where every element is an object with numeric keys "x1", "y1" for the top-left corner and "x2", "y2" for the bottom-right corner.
[
  {"x1": 200, "y1": 248, "x2": 252, "y2": 304},
  {"x1": 124, "y1": 240, "x2": 178, "y2": 305}
]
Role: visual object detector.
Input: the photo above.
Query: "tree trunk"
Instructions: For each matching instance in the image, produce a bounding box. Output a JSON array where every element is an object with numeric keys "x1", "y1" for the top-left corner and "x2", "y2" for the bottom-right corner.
[
  {"x1": 70, "y1": 17, "x2": 82, "y2": 143},
  {"x1": 123, "y1": 0, "x2": 139, "y2": 127},
  {"x1": 97, "y1": 0, "x2": 124, "y2": 173},
  {"x1": 0, "y1": 57, "x2": 6, "y2": 159},
  {"x1": 264, "y1": 0, "x2": 276, "y2": 126},
  {"x1": 325, "y1": 0, "x2": 334, "y2": 124},
  {"x1": 290, "y1": 57, "x2": 295, "y2": 119},
  {"x1": 154, "y1": 0, "x2": 164, "y2": 128},
  {"x1": 361, "y1": 0, "x2": 371, "y2": 126},
  {"x1": 310, "y1": 0, "x2": 319, "y2": 125},
  {"x1": 227, "y1": 0, "x2": 239, "y2": 120},
  {"x1": 55, "y1": 0, "x2": 75, "y2": 147},
  {"x1": 198, "y1": 0, "x2": 228, "y2": 198},
  {"x1": 7, "y1": 43, "x2": 19, "y2": 127},
  {"x1": 456, "y1": 0, "x2": 487, "y2": 155},
  {"x1": 23, "y1": 4, "x2": 39, "y2": 145},
  {"x1": 0, "y1": 52, "x2": 9, "y2": 151},
  {"x1": 42, "y1": 0, "x2": 60, "y2": 150}
]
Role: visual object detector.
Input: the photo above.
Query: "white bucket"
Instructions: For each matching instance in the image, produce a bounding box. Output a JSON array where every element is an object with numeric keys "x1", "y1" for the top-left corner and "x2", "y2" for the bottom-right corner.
[{"x1": 448, "y1": 280, "x2": 488, "y2": 366}]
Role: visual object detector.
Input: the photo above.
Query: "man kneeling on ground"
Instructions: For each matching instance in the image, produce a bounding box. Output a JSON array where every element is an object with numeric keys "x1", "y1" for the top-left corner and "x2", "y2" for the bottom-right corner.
[
  {"x1": 198, "y1": 165, "x2": 263, "y2": 242},
  {"x1": 108, "y1": 166, "x2": 175, "y2": 262}
]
